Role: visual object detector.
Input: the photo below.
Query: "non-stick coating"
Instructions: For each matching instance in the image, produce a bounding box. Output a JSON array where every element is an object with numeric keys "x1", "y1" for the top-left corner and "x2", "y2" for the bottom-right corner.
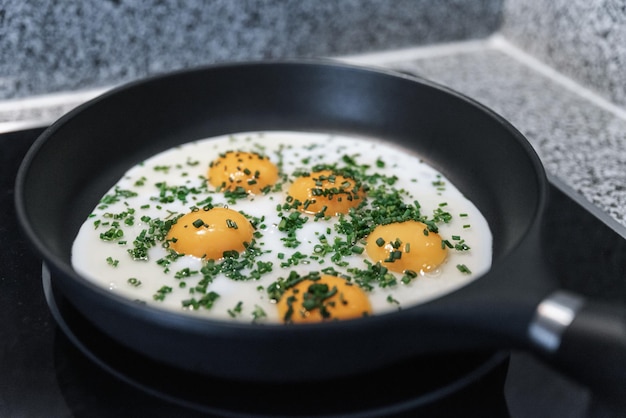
[{"x1": 16, "y1": 60, "x2": 553, "y2": 381}]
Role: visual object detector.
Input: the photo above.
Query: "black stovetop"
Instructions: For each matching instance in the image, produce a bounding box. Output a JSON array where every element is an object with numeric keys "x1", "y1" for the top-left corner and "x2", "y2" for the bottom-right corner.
[{"x1": 2, "y1": 127, "x2": 626, "y2": 417}]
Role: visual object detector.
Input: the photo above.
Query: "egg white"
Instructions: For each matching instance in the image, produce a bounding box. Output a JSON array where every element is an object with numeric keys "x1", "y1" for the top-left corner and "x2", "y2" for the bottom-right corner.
[{"x1": 71, "y1": 132, "x2": 493, "y2": 323}]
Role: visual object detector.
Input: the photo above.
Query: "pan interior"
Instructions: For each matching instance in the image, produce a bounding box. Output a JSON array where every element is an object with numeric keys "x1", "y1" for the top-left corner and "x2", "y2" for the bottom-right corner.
[{"x1": 20, "y1": 62, "x2": 543, "y2": 269}]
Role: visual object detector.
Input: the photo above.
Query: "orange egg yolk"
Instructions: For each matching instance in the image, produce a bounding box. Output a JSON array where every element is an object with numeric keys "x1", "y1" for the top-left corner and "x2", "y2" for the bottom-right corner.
[
  {"x1": 207, "y1": 151, "x2": 279, "y2": 195},
  {"x1": 276, "y1": 275, "x2": 372, "y2": 323},
  {"x1": 365, "y1": 220, "x2": 448, "y2": 274},
  {"x1": 287, "y1": 170, "x2": 363, "y2": 216},
  {"x1": 166, "y1": 207, "x2": 254, "y2": 259}
]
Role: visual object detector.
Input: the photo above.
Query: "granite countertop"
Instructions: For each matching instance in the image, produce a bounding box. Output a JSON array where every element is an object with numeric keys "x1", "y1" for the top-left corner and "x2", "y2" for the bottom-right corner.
[{"x1": 3, "y1": 34, "x2": 626, "y2": 236}]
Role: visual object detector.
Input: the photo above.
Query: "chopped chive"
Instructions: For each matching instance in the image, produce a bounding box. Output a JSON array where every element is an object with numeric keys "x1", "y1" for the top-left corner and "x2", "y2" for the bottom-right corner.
[
  {"x1": 127, "y1": 278, "x2": 142, "y2": 287},
  {"x1": 457, "y1": 264, "x2": 472, "y2": 274}
]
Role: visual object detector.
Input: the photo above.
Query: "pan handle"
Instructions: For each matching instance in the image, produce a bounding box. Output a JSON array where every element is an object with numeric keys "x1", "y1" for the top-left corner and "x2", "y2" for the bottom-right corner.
[{"x1": 528, "y1": 290, "x2": 626, "y2": 408}]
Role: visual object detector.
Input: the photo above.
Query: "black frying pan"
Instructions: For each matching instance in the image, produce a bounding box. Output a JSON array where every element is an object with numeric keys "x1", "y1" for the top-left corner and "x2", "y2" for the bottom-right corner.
[{"x1": 14, "y1": 60, "x2": 626, "y2": 405}]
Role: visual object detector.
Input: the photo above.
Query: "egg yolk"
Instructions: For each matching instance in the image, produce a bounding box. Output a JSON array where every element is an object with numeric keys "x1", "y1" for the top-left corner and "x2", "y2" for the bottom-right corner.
[
  {"x1": 166, "y1": 207, "x2": 254, "y2": 259},
  {"x1": 277, "y1": 275, "x2": 372, "y2": 323},
  {"x1": 365, "y1": 220, "x2": 448, "y2": 274},
  {"x1": 208, "y1": 151, "x2": 279, "y2": 195},
  {"x1": 287, "y1": 170, "x2": 363, "y2": 216}
]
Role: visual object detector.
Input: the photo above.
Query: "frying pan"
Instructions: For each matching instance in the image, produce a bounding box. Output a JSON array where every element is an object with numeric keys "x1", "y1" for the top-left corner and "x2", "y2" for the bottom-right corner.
[{"x1": 15, "y1": 60, "x2": 626, "y2": 405}]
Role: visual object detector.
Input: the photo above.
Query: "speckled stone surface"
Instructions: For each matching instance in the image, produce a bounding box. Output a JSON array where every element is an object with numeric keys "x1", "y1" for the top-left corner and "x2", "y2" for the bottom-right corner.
[
  {"x1": 502, "y1": 0, "x2": 626, "y2": 108},
  {"x1": 0, "y1": 1, "x2": 625, "y2": 226},
  {"x1": 388, "y1": 46, "x2": 626, "y2": 229},
  {"x1": 0, "y1": 0, "x2": 502, "y2": 100}
]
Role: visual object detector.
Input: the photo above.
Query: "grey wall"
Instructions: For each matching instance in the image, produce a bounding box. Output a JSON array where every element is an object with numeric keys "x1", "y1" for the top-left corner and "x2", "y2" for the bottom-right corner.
[
  {"x1": 502, "y1": 0, "x2": 626, "y2": 108},
  {"x1": 0, "y1": 0, "x2": 502, "y2": 100},
  {"x1": 2, "y1": 0, "x2": 624, "y2": 109}
]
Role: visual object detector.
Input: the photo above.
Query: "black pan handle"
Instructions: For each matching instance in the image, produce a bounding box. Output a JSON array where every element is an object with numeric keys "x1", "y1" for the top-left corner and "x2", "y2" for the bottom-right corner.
[{"x1": 528, "y1": 291, "x2": 626, "y2": 408}]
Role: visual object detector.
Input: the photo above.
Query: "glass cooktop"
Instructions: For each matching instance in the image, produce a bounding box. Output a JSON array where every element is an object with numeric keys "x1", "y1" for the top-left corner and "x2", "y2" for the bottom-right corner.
[{"x1": 2, "y1": 127, "x2": 625, "y2": 417}]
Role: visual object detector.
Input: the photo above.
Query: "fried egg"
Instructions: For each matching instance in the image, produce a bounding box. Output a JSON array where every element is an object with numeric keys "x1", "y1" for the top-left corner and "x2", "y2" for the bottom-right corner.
[
  {"x1": 276, "y1": 273, "x2": 373, "y2": 323},
  {"x1": 287, "y1": 169, "x2": 364, "y2": 215},
  {"x1": 207, "y1": 150, "x2": 279, "y2": 194},
  {"x1": 71, "y1": 131, "x2": 492, "y2": 324},
  {"x1": 166, "y1": 207, "x2": 255, "y2": 259}
]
